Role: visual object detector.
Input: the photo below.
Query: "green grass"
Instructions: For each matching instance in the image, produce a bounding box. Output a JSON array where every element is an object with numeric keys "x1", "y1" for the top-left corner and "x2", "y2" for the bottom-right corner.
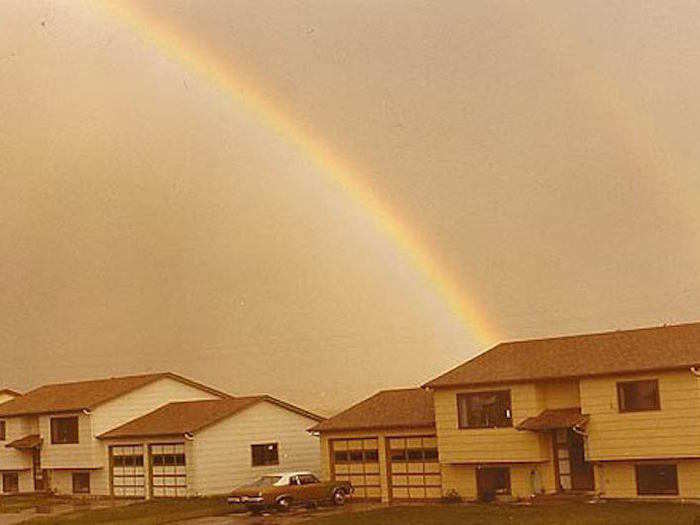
[
  {"x1": 17, "y1": 498, "x2": 700, "y2": 525},
  {"x1": 23, "y1": 497, "x2": 235, "y2": 525},
  {"x1": 0, "y1": 495, "x2": 75, "y2": 514},
  {"x1": 309, "y1": 501, "x2": 700, "y2": 525}
]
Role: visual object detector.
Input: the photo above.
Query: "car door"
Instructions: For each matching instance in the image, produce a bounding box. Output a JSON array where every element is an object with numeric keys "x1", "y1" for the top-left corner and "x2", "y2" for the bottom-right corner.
[
  {"x1": 287, "y1": 475, "x2": 305, "y2": 500},
  {"x1": 299, "y1": 474, "x2": 326, "y2": 500}
]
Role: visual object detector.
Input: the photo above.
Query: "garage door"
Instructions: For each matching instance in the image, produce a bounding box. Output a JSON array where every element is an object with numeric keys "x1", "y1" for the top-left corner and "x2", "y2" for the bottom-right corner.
[
  {"x1": 110, "y1": 445, "x2": 145, "y2": 497},
  {"x1": 388, "y1": 435, "x2": 441, "y2": 499},
  {"x1": 150, "y1": 443, "x2": 187, "y2": 497},
  {"x1": 330, "y1": 438, "x2": 381, "y2": 499}
]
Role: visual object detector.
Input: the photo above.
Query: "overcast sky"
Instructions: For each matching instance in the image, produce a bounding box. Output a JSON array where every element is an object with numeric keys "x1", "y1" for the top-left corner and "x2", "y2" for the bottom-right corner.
[{"x1": 1, "y1": 0, "x2": 699, "y2": 413}]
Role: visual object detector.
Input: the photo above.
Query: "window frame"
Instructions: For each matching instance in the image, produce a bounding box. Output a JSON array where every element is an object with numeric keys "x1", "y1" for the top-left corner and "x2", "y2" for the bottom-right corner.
[
  {"x1": 617, "y1": 379, "x2": 661, "y2": 413},
  {"x1": 72, "y1": 472, "x2": 90, "y2": 494},
  {"x1": 635, "y1": 464, "x2": 678, "y2": 496},
  {"x1": 2, "y1": 472, "x2": 19, "y2": 494},
  {"x1": 476, "y1": 466, "x2": 512, "y2": 496},
  {"x1": 251, "y1": 443, "x2": 279, "y2": 467},
  {"x1": 50, "y1": 416, "x2": 79, "y2": 445},
  {"x1": 457, "y1": 390, "x2": 513, "y2": 429}
]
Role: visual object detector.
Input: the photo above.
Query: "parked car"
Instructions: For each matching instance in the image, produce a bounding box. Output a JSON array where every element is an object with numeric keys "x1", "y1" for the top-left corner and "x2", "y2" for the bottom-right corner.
[{"x1": 227, "y1": 471, "x2": 353, "y2": 512}]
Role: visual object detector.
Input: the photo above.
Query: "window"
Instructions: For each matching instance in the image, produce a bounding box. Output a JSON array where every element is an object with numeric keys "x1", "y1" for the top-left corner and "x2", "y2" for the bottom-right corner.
[
  {"x1": 477, "y1": 467, "x2": 511, "y2": 496},
  {"x1": 636, "y1": 464, "x2": 678, "y2": 495},
  {"x1": 51, "y1": 416, "x2": 79, "y2": 444},
  {"x1": 299, "y1": 474, "x2": 319, "y2": 485},
  {"x1": 617, "y1": 380, "x2": 660, "y2": 412},
  {"x1": 72, "y1": 472, "x2": 90, "y2": 494},
  {"x1": 2, "y1": 472, "x2": 19, "y2": 493},
  {"x1": 251, "y1": 443, "x2": 279, "y2": 467},
  {"x1": 0, "y1": 420, "x2": 5, "y2": 441},
  {"x1": 457, "y1": 391, "x2": 512, "y2": 428}
]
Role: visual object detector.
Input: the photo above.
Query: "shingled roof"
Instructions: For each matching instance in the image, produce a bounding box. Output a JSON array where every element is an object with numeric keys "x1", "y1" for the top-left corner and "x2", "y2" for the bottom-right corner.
[
  {"x1": 309, "y1": 388, "x2": 434, "y2": 433},
  {"x1": 0, "y1": 372, "x2": 229, "y2": 417},
  {"x1": 99, "y1": 396, "x2": 323, "y2": 439},
  {"x1": 0, "y1": 389, "x2": 21, "y2": 398},
  {"x1": 425, "y1": 322, "x2": 700, "y2": 389}
]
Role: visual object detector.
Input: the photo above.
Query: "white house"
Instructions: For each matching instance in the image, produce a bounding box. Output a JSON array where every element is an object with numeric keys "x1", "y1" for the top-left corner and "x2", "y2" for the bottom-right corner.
[{"x1": 0, "y1": 373, "x2": 322, "y2": 497}]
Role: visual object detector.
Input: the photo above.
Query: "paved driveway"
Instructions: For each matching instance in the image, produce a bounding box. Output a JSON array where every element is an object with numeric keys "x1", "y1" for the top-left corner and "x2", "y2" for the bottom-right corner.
[{"x1": 178, "y1": 502, "x2": 386, "y2": 525}]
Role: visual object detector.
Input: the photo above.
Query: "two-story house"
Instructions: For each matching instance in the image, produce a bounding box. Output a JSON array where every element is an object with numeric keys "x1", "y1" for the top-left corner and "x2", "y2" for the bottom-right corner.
[
  {"x1": 312, "y1": 322, "x2": 700, "y2": 502},
  {"x1": 0, "y1": 372, "x2": 322, "y2": 497}
]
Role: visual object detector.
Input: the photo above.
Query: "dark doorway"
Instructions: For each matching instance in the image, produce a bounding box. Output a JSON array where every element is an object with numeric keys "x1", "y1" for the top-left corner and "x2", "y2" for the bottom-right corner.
[
  {"x1": 553, "y1": 429, "x2": 594, "y2": 491},
  {"x1": 32, "y1": 448, "x2": 46, "y2": 491}
]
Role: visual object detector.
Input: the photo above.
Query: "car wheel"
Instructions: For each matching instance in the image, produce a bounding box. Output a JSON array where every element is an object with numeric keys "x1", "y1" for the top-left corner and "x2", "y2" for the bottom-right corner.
[
  {"x1": 332, "y1": 489, "x2": 346, "y2": 506},
  {"x1": 277, "y1": 497, "x2": 292, "y2": 512}
]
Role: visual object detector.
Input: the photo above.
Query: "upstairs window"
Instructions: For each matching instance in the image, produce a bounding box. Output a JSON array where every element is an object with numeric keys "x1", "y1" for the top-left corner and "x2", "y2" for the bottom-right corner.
[
  {"x1": 0, "y1": 420, "x2": 5, "y2": 441},
  {"x1": 251, "y1": 443, "x2": 279, "y2": 467},
  {"x1": 51, "y1": 416, "x2": 79, "y2": 444},
  {"x1": 457, "y1": 391, "x2": 512, "y2": 429},
  {"x1": 617, "y1": 380, "x2": 660, "y2": 413}
]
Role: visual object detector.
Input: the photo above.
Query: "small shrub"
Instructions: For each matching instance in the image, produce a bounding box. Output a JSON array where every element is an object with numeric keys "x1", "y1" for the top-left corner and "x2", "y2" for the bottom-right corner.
[{"x1": 441, "y1": 489, "x2": 462, "y2": 504}]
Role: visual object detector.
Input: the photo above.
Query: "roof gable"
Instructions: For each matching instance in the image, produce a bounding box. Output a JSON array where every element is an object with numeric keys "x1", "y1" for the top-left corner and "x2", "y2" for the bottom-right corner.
[
  {"x1": 425, "y1": 322, "x2": 700, "y2": 389},
  {"x1": 0, "y1": 372, "x2": 230, "y2": 417},
  {"x1": 98, "y1": 395, "x2": 323, "y2": 439},
  {"x1": 309, "y1": 388, "x2": 434, "y2": 433}
]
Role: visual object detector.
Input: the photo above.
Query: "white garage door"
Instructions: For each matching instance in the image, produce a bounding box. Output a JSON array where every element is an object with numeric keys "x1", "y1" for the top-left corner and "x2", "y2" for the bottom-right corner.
[
  {"x1": 388, "y1": 435, "x2": 441, "y2": 499},
  {"x1": 150, "y1": 443, "x2": 187, "y2": 497},
  {"x1": 330, "y1": 438, "x2": 381, "y2": 499},
  {"x1": 110, "y1": 445, "x2": 145, "y2": 497}
]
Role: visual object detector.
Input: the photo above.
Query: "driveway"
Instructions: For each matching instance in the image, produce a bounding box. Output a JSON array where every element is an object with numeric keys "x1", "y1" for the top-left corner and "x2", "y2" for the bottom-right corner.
[{"x1": 177, "y1": 502, "x2": 386, "y2": 524}]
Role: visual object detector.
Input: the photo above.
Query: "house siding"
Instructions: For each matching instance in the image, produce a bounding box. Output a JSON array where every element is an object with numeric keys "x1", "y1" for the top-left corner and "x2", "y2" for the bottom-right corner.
[
  {"x1": 0, "y1": 393, "x2": 17, "y2": 405},
  {"x1": 190, "y1": 401, "x2": 320, "y2": 495},
  {"x1": 0, "y1": 416, "x2": 37, "y2": 471},
  {"x1": 595, "y1": 460, "x2": 700, "y2": 499},
  {"x1": 441, "y1": 462, "x2": 556, "y2": 500},
  {"x1": 581, "y1": 370, "x2": 700, "y2": 461},
  {"x1": 86, "y1": 377, "x2": 221, "y2": 496},
  {"x1": 434, "y1": 383, "x2": 547, "y2": 463}
]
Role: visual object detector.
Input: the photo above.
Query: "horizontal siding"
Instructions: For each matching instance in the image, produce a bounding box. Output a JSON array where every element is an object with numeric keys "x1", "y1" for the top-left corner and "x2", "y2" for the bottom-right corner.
[
  {"x1": 40, "y1": 413, "x2": 98, "y2": 469},
  {"x1": 538, "y1": 380, "x2": 580, "y2": 409},
  {"x1": 191, "y1": 401, "x2": 320, "y2": 496},
  {"x1": 0, "y1": 416, "x2": 36, "y2": 470},
  {"x1": 0, "y1": 394, "x2": 17, "y2": 405},
  {"x1": 85, "y1": 377, "x2": 220, "y2": 477},
  {"x1": 441, "y1": 462, "x2": 551, "y2": 500},
  {"x1": 91, "y1": 377, "x2": 221, "y2": 437},
  {"x1": 434, "y1": 384, "x2": 546, "y2": 463},
  {"x1": 581, "y1": 370, "x2": 700, "y2": 460},
  {"x1": 597, "y1": 460, "x2": 700, "y2": 499}
]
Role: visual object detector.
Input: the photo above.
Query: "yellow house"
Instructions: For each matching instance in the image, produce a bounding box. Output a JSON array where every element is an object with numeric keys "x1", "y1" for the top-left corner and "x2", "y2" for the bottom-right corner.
[{"x1": 313, "y1": 322, "x2": 700, "y2": 502}]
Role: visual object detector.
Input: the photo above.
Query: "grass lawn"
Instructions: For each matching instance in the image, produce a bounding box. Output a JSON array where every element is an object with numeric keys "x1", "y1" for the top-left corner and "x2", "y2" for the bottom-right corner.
[
  {"x1": 0, "y1": 495, "x2": 75, "y2": 514},
  {"x1": 23, "y1": 497, "x2": 234, "y2": 525},
  {"x1": 17, "y1": 498, "x2": 700, "y2": 525},
  {"x1": 311, "y1": 500, "x2": 700, "y2": 525}
]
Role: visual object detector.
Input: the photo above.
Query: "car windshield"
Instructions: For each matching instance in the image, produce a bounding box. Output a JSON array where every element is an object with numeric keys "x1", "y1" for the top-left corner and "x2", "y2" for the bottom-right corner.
[{"x1": 249, "y1": 476, "x2": 282, "y2": 487}]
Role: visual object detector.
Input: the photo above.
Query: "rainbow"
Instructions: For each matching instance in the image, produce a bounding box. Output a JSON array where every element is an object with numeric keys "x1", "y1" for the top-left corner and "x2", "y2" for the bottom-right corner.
[{"x1": 92, "y1": 1, "x2": 498, "y2": 346}]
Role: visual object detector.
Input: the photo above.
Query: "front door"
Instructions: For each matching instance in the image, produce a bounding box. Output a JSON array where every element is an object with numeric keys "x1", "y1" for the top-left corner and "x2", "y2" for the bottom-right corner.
[
  {"x1": 32, "y1": 448, "x2": 45, "y2": 491},
  {"x1": 553, "y1": 429, "x2": 594, "y2": 491}
]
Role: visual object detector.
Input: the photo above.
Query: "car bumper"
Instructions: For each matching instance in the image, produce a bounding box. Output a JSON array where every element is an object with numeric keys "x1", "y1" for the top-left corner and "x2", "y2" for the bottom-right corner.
[{"x1": 227, "y1": 496, "x2": 265, "y2": 506}]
